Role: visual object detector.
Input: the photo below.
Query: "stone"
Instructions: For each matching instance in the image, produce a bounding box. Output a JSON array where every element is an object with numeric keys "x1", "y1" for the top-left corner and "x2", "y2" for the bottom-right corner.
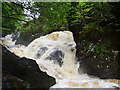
[
  {"x1": 36, "y1": 46, "x2": 48, "y2": 59},
  {"x1": 46, "y1": 49, "x2": 64, "y2": 67},
  {"x1": 2, "y1": 45, "x2": 55, "y2": 89}
]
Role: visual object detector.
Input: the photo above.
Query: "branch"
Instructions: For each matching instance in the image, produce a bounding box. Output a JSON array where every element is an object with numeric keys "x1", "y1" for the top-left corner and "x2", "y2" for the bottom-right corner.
[
  {"x1": 2, "y1": 25, "x2": 11, "y2": 31},
  {"x1": 2, "y1": 16, "x2": 28, "y2": 23},
  {"x1": 5, "y1": 2, "x2": 23, "y2": 14},
  {"x1": 3, "y1": 14, "x2": 35, "y2": 19},
  {"x1": 11, "y1": 2, "x2": 24, "y2": 9}
]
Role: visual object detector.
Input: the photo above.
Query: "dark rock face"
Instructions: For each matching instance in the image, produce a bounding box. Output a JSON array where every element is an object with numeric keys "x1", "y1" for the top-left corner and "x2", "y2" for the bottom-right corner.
[
  {"x1": 76, "y1": 42, "x2": 119, "y2": 80},
  {"x1": 46, "y1": 49, "x2": 64, "y2": 67},
  {"x1": 2, "y1": 45, "x2": 55, "y2": 89},
  {"x1": 36, "y1": 46, "x2": 48, "y2": 58}
]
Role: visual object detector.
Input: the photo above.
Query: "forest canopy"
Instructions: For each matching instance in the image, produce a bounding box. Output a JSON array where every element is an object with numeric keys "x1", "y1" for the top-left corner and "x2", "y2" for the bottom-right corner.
[{"x1": 2, "y1": 2, "x2": 120, "y2": 39}]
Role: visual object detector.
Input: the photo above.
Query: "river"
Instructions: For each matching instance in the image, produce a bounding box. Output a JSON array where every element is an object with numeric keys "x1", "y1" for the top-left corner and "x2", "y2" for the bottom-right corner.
[{"x1": 0, "y1": 31, "x2": 119, "y2": 88}]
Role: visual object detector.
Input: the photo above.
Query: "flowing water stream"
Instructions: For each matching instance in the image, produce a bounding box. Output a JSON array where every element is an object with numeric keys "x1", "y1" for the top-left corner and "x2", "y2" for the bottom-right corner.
[{"x1": 1, "y1": 31, "x2": 120, "y2": 88}]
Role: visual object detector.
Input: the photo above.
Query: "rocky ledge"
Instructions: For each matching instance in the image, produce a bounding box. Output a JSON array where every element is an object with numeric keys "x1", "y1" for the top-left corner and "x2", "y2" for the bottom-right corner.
[{"x1": 1, "y1": 45, "x2": 55, "y2": 89}]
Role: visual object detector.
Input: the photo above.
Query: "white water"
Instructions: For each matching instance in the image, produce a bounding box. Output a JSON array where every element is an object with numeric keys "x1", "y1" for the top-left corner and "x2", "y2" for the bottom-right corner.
[{"x1": 1, "y1": 31, "x2": 120, "y2": 88}]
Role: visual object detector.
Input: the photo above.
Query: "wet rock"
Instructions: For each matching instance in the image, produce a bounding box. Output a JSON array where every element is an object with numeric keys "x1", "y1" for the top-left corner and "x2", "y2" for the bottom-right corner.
[
  {"x1": 2, "y1": 45, "x2": 55, "y2": 89},
  {"x1": 46, "y1": 49, "x2": 64, "y2": 67},
  {"x1": 36, "y1": 46, "x2": 48, "y2": 58},
  {"x1": 2, "y1": 74, "x2": 30, "y2": 88},
  {"x1": 76, "y1": 42, "x2": 119, "y2": 79}
]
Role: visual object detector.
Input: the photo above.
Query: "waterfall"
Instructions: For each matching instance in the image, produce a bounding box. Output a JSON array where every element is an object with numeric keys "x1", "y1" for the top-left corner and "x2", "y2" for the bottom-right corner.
[{"x1": 1, "y1": 31, "x2": 120, "y2": 88}]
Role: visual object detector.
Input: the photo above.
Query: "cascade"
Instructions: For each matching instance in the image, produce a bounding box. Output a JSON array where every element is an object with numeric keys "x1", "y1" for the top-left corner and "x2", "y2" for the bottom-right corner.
[{"x1": 1, "y1": 31, "x2": 120, "y2": 88}]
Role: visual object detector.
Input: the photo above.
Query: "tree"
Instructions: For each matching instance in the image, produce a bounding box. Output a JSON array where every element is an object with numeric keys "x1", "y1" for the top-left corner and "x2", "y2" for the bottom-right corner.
[{"x1": 2, "y1": 2, "x2": 25, "y2": 36}]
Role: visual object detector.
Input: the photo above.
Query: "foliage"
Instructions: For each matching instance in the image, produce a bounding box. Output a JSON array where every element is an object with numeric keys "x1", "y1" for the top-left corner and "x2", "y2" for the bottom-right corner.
[
  {"x1": 22, "y1": 2, "x2": 69, "y2": 34},
  {"x1": 69, "y1": 2, "x2": 120, "y2": 40},
  {"x1": 2, "y1": 2, "x2": 25, "y2": 36},
  {"x1": 2, "y1": 2, "x2": 120, "y2": 47},
  {"x1": 2, "y1": 2, "x2": 120, "y2": 38}
]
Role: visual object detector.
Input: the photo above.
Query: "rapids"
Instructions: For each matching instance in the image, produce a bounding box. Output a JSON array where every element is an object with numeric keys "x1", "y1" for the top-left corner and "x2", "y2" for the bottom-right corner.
[{"x1": 1, "y1": 31, "x2": 120, "y2": 88}]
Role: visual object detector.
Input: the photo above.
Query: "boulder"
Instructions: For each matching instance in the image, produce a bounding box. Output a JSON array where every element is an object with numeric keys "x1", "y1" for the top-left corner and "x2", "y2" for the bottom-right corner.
[{"x1": 2, "y1": 45, "x2": 55, "y2": 89}]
